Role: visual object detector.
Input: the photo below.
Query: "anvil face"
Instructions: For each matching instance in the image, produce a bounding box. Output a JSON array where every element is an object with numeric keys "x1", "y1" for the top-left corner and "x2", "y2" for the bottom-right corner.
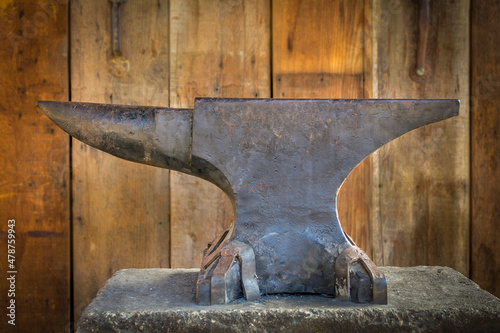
[{"x1": 37, "y1": 98, "x2": 459, "y2": 306}]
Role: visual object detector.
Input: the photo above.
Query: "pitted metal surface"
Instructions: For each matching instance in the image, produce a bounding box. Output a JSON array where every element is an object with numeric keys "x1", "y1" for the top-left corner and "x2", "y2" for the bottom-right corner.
[{"x1": 37, "y1": 98, "x2": 459, "y2": 306}]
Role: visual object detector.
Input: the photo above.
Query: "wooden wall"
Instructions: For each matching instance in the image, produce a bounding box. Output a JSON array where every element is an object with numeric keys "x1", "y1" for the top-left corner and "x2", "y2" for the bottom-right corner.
[
  {"x1": 371, "y1": 0, "x2": 470, "y2": 274},
  {"x1": 0, "y1": 1, "x2": 70, "y2": 331},
  {"x1": 1, "y1": 0, "x2": 498, "y2": 331},
  {"x1": 71, "y1": 0, "x2": 171, "y2": 320},
  {"x1": 471, "y1": 0, "x2": 500, "y2": 298}
]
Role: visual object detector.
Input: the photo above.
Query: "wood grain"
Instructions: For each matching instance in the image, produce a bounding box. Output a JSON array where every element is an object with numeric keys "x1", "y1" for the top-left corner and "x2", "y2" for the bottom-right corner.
[
  {"x1": 169, "y1": 0, "x2": 271, "y2": 268},
  {"x1": 273, "y1": 0, "x2": 365, "y2": 98},
  {"x1": 371, "y1": 0, "x2": 469, "y2": 274},
  {"x1": 272, "y1": 0, "x2": 373, "y2": 255},
  {"x1": 0, "y1": 0, "x2": 70, "y2": 331},
  {"x1": 471, "y1": 0, "x2": 500, "y2": 297},
  {"x1": 1, "y1": 0, "x2": 495, "y2": 326},
  {"x1": 71, "y1": 0, "x2": 170, "y2": 321}
]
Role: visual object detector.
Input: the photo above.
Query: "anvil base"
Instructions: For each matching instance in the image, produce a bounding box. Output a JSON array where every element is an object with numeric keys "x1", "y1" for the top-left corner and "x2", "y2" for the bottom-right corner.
[{"x1": 77, "y1": 267, "x2": 500, "y2": 333}]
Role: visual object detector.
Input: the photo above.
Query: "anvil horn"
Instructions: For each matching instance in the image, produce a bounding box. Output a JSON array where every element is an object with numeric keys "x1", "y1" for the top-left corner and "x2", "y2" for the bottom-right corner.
[
  {"x1": 36, "y1": 100, "x2": 192, "y2": 169},
  {"x1": 37, "y1": 101, "x2": 234, "y2": 198}
]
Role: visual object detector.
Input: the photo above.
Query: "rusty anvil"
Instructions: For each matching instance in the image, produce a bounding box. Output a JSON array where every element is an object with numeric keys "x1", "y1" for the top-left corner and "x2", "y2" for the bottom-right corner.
[{"x1": 37, "y1": 98, "x2": 459, "y2": 305}]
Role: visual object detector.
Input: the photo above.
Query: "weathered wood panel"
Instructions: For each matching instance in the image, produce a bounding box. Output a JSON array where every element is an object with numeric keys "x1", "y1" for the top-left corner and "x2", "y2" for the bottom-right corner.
[
  {"x1": 71, "y1": 0, "x2": 170, "y2": 321},
  {"x1": 371, "y1": 0, "x2": 469, "y2": 274},
  {"x1": 471, "y1": 0, "x2": 500, "y2": 297},
  {"x1": 273, "y1": 0, "x2": 365, "y2": 99},
  {"x1": 0, "y1": 0, "x2": 70, "y2": 331},
  {"x1": 169, "y1": 0, "x2": 271, "y2": 268},
  {"x1": 272, "y1": 0, "x2": 373, "y2": 255}
]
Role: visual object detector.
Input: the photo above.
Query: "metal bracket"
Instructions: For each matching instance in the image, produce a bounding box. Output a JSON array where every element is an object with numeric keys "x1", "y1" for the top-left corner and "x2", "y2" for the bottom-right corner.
[
  {"x1": 108, "y1": 0, "x2": 129, "y2": 78},
  {"x1": 335, "y1": 246, "x2": 387, "y2": 304},
  {"x1": 415, "y1": 0, "x2": 430, "y2": 77},
  {"x1": 197, "y1": 229, "x2": 260, "y2": 305}
]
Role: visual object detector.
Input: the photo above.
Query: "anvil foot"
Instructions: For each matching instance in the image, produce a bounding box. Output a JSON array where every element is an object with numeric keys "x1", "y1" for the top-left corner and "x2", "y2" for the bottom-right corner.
[
  {"x1": 196, "y1": 229, "x2": 260, "y2": 305},
  {"x1": 335, "y1": 246, "x2": 387, "y2": 304}
]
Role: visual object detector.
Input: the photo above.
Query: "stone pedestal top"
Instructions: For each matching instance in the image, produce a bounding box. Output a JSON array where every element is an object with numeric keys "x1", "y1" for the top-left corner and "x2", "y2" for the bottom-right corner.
[{"x1": 77, "y1": 267, "x2": 500, "y2": 332}]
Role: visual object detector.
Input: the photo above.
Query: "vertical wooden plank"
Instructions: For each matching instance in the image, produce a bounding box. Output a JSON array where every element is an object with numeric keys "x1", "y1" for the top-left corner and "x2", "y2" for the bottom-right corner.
[
  {"x1": 272, "y1": 0, "x2": 373, "y2": 255},
  {"x1": 170, "y1": 0, "x2": 271, "y2": 268},
  {"x1": 273, "y1": 0, "x2": 365, "y2": 99},
  {"x1": 371, "y1": 0, "x2": 469, "y2": 274},
  {"x1": 471, "y1": 0, "x2": 500, "y2": 297},
  {"x1": 0, "y1": 0, "x2": 70, "y2": 331},
  {"x1": 71, "y1": 0, "x2": 170, "y2": 321}
]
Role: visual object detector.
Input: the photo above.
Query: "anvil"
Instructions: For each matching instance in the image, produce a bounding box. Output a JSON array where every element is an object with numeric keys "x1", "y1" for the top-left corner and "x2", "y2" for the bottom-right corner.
[{"x1": 37, "y1": 98, "x2": 459, "y2": 305}]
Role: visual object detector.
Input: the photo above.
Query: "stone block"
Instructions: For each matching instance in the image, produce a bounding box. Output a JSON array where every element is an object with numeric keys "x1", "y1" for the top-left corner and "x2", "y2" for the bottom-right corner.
[{"x1": 77, "y1": 267, "x2": 500, "y2": 332}]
